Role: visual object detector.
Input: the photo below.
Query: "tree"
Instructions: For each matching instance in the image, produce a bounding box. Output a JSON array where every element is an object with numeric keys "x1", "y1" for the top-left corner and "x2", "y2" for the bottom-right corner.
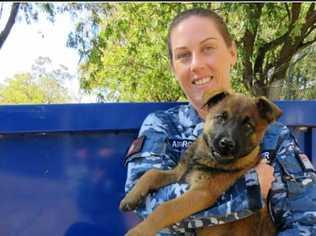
[
  {"x1": 0, "y1": 73, "x2": 46, "y2": 104},
  {"x1": 78, "y1": 3, "x2": 203, "y2": 102},
  {"x1": 0, "y1": 2, "x2": 109, "y2": 50},
  {"x1": 225, "y1": 3, "x2": 316, "y2": 99},
  {"x1": 283, "y1": 43, "x2": 316, "y2": 99},
  {"x1": 0, "y1": 57, "x2": 72, "y2": 104},
  {"x1": 0, "y1": 3, "x2": 19, "y2": 49},
  {"x1": 74, "y1": 3, "x2": 316, "y2": 101}
]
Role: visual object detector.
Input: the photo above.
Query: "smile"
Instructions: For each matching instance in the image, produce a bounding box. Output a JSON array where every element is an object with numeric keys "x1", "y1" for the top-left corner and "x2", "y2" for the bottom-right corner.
[{"x1": 192, "y1": 76, "x2": 214, "y2": 85}]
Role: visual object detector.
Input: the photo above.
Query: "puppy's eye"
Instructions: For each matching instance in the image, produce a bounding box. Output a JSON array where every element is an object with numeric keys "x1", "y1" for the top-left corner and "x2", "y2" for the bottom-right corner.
[
  {"x1": 243, "y1": 117, "x2": 255, "y2": 132},
  {"x1": 214, "y1": 111, "x2": 228, "y2": 122},
  {"x1": 245, "y1": 122, "x2": 254, "y2": 131}
]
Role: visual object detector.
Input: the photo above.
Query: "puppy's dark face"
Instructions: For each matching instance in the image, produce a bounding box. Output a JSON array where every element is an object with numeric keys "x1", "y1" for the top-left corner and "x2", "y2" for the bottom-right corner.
[{"x1": 202, "y1": 92, "x2": 282, "y2": 164}]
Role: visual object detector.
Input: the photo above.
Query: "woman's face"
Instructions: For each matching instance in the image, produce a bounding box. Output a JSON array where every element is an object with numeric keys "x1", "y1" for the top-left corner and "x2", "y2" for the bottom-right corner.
[{"x1": 170, "y1": 16, "x2": 237, "y2": 114}]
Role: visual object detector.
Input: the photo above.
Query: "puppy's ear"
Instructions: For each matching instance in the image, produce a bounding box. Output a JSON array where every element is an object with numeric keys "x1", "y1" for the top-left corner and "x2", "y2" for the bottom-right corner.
[
  {"x1": 256, "y1": 96, "x2": 283, "y2": 123},
  {"x1": 201, "y1": 89, "x2": 231, "y2": 110}
]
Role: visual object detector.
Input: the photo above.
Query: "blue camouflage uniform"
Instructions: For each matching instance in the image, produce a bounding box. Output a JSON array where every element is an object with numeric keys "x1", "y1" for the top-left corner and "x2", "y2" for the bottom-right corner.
[{"x1": 124, "y1": 103, "x2": 316, "y2": 235}]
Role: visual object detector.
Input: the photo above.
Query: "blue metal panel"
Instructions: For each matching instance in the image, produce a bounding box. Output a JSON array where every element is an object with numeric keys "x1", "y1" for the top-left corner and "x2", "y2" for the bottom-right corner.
[
  {"x1": 0, "y1": 131, "x2": 140, "y2": 236},
  {"x1": 0, "y1": 103, "x2": 182, "y2": 134},
  {"x1": 0, "y1": 100, "x2": 315, "y2": 134},
  {"x1": 312, "y1": 128, "x2": 316, "y2": 167},
  {"x1": 0, "y1": 101, "x2": 315, "y2": 236},
  {"x1": 276, "y1": 100, "x2": 316, "y2": 127}
]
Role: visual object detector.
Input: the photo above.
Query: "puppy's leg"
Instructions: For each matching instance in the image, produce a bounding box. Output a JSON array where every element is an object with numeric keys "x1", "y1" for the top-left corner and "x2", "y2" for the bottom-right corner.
[
  {"x1": 125, "y1": 170, "x2": 248, "y2": 236},
  {"x1": 125, "y1": 188, "x2": 214, "y2": 236},
  {"x1": 120, "y1": 166, "x2": 184, "y2": 211}
]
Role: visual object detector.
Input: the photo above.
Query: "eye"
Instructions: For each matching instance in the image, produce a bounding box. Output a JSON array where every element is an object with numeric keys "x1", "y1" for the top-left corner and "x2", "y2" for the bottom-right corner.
[
  {"x1": 175, "y1": 52, "x2": 191, "y2": 60},
  {"x1": 203, "y1": 46, "x2": 215, "y2": 53},
  {"x1": 245, "y1": 122, "x2": 254, "y2": 130},
  {"x1": 243, "y1": 117, "x2": 255, "y2": 132},
  {"x1": 214, "y1": 111, "x2": 228, "y2": 122}
]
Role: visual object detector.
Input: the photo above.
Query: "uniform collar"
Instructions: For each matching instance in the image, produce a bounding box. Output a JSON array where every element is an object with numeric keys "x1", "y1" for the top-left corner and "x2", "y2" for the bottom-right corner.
[{"x1": 187, "y1": 103, "x2": 203, "y2": 125}]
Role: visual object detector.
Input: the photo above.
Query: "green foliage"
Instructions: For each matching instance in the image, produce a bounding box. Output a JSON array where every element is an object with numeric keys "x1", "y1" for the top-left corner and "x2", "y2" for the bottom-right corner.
[
  {"x1": 72, "y1": 3, "x2": 316, "y2": 101},
  {"x1": 0, "y1": 73, "x2": 45, "y2": 104},
  {"x1": 0, "y1": 57, "x2": 72, "y2": 104},
  {"x1": 3, "y1": 2, "x2": 315, "y2": 101},
  {"x1": 283, "y1": 44, "x2": 316, "y2": 100},
  {"x1": 79, "y1": 3, "x2": 214, "y2": 102}
]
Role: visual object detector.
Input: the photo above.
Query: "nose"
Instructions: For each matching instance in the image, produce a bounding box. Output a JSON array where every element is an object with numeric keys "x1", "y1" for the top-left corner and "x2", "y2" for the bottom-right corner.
[
  {"x1": 191, "y1": 53, "x2": 206, "y2": 73},
  {"x1": 218, "y1": 137, "x2": 235, "y2": 153}
]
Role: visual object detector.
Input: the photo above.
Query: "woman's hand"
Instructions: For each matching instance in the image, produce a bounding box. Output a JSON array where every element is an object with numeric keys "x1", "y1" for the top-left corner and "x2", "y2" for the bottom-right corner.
[{"x1": 255, "y1": 159, "x2": 275, "y2": 199}]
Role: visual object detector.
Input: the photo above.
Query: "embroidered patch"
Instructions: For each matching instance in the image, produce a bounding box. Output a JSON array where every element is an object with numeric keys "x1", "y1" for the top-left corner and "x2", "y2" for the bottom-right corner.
[
  {"x1": 261, "y1": 151, "x2": 271, "y2": 160},
  {"x1": 168, "y1": 138, "x2": 194, "y2": 153},
  {"x1": 125, "y1": 136, "x2": 145, "y2": 158},
  {"x1": 298, "y1": 153, "x2": 315, "y2": 172},
  {"x1": 260, "y1": 150, "x2": 276, "y2": 164}
]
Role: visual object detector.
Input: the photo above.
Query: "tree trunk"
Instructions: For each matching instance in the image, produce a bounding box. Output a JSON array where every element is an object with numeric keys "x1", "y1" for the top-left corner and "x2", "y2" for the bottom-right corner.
[
  {"x1": 268, "y1": 80, "x2": 284, "y2": 100},
  {"x1": 0, "y1": 3, "x2": 20, "y2": 49}
]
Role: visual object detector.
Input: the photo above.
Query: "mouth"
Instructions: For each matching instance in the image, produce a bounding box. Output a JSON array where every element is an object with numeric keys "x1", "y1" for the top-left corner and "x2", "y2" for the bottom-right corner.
[
  {"x1": 192, "y1": 75, "x2": 214, "y2": 86},
  {"x1": 211, "y1": 149, "x2": 235, "y2": 164}
]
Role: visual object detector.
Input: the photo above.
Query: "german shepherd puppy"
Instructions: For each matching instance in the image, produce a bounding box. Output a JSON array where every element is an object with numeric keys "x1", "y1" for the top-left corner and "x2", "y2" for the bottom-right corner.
[{"x1": 120, "y1": 90, "x2": 281, "y2": 236}]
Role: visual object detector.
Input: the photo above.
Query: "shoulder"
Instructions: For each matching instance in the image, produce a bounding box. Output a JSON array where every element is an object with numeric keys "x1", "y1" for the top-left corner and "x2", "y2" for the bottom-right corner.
[
  {"x1": 262, "y1": 121, "x2": 292, "y2": 142},
  {"x1": 139, "y1": 104, "x2": 193, "y2": 134},
  {"x1": 265, "y1": 121, "x2": 289, "y2": 135},
  {"x1": 261, "y1": 121, "x2": 293, "y2": 155}
]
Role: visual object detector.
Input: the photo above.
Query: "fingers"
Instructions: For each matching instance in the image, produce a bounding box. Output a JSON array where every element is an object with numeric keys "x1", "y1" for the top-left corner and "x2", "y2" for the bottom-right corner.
[{"x1": 255, "y1": 160, "x2": 275, "y2": 199}]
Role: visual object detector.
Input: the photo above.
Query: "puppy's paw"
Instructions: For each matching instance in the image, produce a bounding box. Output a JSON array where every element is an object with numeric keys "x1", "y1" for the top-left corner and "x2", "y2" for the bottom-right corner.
[
  {"x1": 119, "y1": 194, "x2": 144, "y2": 212},
  {"x1": 125, "y1": 227, "x2": 154, "y2": 236},
  {"x1": 124, "y1": 229, "x2": 142, "y2": 236},
  {"x1": 119, "y1": 198, "x2": 136, "y2": 211}
]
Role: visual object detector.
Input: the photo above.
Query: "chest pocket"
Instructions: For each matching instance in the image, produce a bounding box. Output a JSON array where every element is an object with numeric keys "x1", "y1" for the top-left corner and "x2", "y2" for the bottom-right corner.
[{"x1": 166, "y1": 138, "x2": 195, "y2": 163}]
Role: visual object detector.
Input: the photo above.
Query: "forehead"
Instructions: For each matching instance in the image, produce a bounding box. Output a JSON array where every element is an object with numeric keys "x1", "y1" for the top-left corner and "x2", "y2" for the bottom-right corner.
[
  {"x1": 170, "y1": 16, "x2": 223, "y2": 48},
  {"x1": 217, "y1": 95, "x2": 259, "y2": 118}
]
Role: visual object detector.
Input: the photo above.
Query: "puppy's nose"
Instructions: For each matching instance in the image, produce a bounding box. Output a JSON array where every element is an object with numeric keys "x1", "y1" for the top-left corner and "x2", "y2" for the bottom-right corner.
[{"x1": 219, "y1": 137, "x2": 235, "y2": 153}]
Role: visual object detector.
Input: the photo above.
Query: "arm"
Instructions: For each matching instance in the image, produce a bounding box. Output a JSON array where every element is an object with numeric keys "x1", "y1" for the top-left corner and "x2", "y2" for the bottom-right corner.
[
  {"x1": 124, "y1": 112, "x2": 265, "y2": 235},
  {"x1": 267, "y1": 122, "x2": 316, "y2": 235}
]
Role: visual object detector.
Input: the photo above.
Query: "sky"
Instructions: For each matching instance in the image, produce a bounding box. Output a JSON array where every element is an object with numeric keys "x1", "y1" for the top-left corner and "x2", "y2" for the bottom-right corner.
[{"x1": 0, "y1": 4, "x2": 96, "y2": 103}]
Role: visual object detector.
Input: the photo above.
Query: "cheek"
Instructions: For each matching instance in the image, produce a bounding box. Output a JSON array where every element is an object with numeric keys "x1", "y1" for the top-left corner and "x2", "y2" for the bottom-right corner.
[
  {"x1": 250, "y1": 129, "x2": 265, "y2": 146},
  {"x1": 174, "y1": 65, "x2": 190, "y2": 83},
  {"x1": 206, "y1": 51, "x2": 229, "y2": 67},
  {"x1": 203, "y1": 118, "x2": 214, "y2": 134},
  {"x1": 206, "y1": 57, "x2": 231, "y2": 81},
  {"x1": 250, "y1": 133, "x2": 258, "y2": 145}
]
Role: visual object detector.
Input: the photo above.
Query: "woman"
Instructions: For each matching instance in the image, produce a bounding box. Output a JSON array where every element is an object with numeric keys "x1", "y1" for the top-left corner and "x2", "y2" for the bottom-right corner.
[{"x1": 123, "y1": 8, "x2": 316, "y2": 235}]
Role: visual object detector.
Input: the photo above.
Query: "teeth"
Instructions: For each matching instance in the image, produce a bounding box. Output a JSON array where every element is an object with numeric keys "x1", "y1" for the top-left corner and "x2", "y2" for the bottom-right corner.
[{"x1": 193, "y1": 76, "x2": 213, "y2": 85}]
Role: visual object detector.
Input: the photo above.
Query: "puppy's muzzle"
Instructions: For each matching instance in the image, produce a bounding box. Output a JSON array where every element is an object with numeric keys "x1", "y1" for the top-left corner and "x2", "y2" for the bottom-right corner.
[
  {"x1": 215, "y1": 136, "x2": 235, "y2": 155},
  {"x1": 218, "y1": 137, "x2": 236, "y2": 154}
]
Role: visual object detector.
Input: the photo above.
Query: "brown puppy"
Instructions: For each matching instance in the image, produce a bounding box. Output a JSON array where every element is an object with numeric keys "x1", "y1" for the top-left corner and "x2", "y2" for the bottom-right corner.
[{"x1": 120, "y1": 90, "x2": 282, "y2": 236}]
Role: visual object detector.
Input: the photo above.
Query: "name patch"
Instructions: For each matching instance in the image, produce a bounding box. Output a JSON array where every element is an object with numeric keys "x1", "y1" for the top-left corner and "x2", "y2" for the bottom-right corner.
[
  {"x1": 298, "y1": 153, "x2": 315, "y2": 172},
  {"x1": 168, "y1": 138, "x2": 194, "y2": 153}
]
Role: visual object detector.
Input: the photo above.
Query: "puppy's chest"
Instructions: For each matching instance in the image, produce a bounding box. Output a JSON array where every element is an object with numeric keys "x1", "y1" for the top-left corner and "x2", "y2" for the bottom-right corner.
[
  {"x1": 183, "y1": 154, "x2": 216, "y2": 185},
  {"x1": 184, "y1": 169, "x2": 213, "y2": 186}
]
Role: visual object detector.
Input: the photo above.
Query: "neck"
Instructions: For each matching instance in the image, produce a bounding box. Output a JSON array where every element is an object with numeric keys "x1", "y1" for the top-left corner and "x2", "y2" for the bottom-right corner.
[{"x1": 191, "y1": 103, "x2": 207, "y2": 120}]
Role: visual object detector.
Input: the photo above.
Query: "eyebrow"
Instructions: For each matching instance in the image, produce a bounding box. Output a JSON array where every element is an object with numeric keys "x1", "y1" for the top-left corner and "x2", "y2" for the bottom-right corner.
[
  {"x1": 200, "y1": 37, "x2": 217, "y2": 44},
  {"x1": 174, "y1": 37, "x2": 217, "y2": 50}
]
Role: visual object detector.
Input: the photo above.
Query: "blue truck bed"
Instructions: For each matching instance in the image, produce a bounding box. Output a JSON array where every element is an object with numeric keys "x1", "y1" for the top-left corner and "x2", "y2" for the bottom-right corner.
[{"x1": 0, "y1": 101, "x2": 315, "y2": 236}]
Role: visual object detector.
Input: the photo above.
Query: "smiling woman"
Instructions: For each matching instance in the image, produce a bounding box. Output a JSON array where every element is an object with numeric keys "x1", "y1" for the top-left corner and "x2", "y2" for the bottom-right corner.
[{"x1": 169, "y1": 15, "x2": 237, "y2": 119}]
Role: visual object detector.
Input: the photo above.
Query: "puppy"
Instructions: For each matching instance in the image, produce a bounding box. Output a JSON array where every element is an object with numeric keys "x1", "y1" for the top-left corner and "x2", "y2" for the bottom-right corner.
[{"x1": 120, "y1": 90, "x2": 281, "y2": 236}]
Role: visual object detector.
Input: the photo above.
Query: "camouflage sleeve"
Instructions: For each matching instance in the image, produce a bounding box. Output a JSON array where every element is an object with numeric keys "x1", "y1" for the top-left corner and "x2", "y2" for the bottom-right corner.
[
  {"x1": 124, "y1": 112, "x2": 265, "y2": 235},
  {"x1": 268, "y1": 123, "x2": 316, "y2": 235}
]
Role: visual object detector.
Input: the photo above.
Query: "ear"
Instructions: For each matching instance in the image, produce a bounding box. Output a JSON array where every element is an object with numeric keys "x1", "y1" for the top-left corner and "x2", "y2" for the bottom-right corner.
[
  {"x1": 201, "y1": 89, "x2": 231, "y2": 110},
  {"x1": 255, "y1": 96, "x2": 283, "y2": 123},
  {"x1": 229, "y1": 41, "x2": 237, "y2": 66},
  {"x1": 169, "y1": 63, "x2": 177, "y2": 79}
]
